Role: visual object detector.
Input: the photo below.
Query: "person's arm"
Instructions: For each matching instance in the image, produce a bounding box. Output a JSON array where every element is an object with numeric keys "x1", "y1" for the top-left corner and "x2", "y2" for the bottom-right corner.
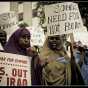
[
  {"x1": 27, "y1": 47, "x2": 42, "y2": 85},
  {"x1": 69, "y1": 42, "x2": 85, "y2": 85}
]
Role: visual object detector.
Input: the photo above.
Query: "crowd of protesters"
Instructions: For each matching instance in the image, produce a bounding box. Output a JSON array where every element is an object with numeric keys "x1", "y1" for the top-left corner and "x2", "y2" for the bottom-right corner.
[
  {"x1": 0, "y1": 23, "x2": 88, "y2": 85},
  {"x1": 0, "y1": 2, "x2": 88, "y2": 85}
]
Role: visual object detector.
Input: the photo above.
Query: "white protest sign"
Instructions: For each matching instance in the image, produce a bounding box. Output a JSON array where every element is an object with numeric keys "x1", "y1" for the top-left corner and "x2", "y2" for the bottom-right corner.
[
  {"x1": 0, "y1": 11, "x2": 18, "y2": 39},
  {"x1": 73, "y1": 32, "x2": 88, "y2": 46},
  {"x1": 0, "y1": 11, "x2": 18, "y2": 26},
  {"x1": 44, "y1": 2, "x2": 84, "y2": 36},
  {"x1": 0, "y1": 52, "x2": 31, "y2": 86},
  {"x1": 30, "y1": 26, "x2": 45, "y2": 46}
]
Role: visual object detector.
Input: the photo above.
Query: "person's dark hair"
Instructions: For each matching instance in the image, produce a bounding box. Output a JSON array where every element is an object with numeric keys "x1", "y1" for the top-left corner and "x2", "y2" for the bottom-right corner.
[{"x1": 18, "y1": 22, "x2": 29, "y2": 28}]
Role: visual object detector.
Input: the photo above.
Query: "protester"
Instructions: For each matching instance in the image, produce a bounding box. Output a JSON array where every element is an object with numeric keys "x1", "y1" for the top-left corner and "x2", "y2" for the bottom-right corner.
[
  {"x1": 71, "y1": 41, "x2": 88, "y2": 85},
  {"x1": 69, "y1": 41, "x2": 85, "y2": 85},
  {"x1": 4, "y1": 26, "x2": 42, "y2": 85},
  {"x1": 39, "y1": 35, "x2": 71, "y2": 85},
  {"x1": 39, "y1": 35, "x2": 85, "y2": 85}
]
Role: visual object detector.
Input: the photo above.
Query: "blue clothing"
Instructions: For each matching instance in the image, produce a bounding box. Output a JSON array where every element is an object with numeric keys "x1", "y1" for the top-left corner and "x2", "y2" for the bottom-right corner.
[
  {"x1": 81, "y1": 49, "x2": 88, "y2": 85},
  {"x1": 84, "y1": 50, "x2": 88, "y2": 64},
  {"x1": 81, "y1": 64, "x2": 88, "y2": 85}
]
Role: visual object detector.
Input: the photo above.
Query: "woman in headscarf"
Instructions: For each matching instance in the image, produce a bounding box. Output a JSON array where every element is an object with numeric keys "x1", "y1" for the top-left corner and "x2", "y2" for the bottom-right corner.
[
  {"x1": 4, "y1": 27, "x2": 42, "y2": 85},
  {"x1": 39, "y1": 35, "x2": 71, "y2": 85},
  {"x1": 4, "y1": 28, "x2": 30, "y2": 55},
  {"x1": 39, "y1": 34, "x2": 85, "y2": 85}
]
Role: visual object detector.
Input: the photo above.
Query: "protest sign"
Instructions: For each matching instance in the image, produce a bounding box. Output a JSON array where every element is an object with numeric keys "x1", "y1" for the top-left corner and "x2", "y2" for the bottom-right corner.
[
  {"x1": 73, "y1": 32, "x2": 88, "y2": 46},
  {"x1": 0, "y1": 52, "x2": 31, "y2": 86},
  {"x1": 0, "y1": 11, "x2": 18, "y2": 29},
  {"x1": 0, "y1": 11, "x2": 18, "y2": 40},
  {"x1": 30, "y1": 26, "x2": 45, "y2": 46},
  {"x1": 44, "y1": 2, "x2": 84, "y2": 36}
]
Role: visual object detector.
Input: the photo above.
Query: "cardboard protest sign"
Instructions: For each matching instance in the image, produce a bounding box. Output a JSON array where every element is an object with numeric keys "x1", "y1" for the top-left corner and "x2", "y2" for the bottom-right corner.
[
  {"x1": 44, "y1": 2, "x2": 84, "y2": 36},
  {"x1": 0, "y1": 52, "x2": 31, "y2": 86}
]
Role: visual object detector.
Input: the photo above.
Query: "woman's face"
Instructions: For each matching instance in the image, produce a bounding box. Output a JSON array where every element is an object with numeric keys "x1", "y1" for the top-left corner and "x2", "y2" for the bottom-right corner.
[
  {"x1": 18, "y1": 34, "x2": 30, "y2": 48},
  {"x1": 48, "y1": 35, "x2": 63, "y2": 50}
]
